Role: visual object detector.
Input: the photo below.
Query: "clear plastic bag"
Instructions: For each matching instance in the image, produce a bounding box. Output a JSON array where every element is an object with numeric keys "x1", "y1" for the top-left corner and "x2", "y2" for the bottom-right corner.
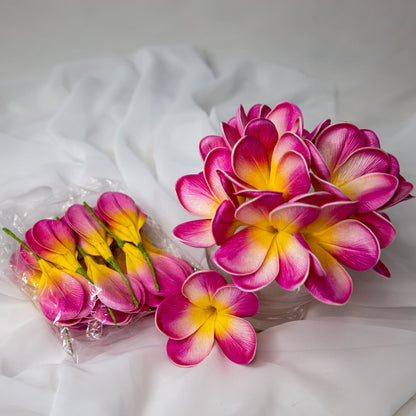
[{"x1": 0, "y1": 178, "x2": 199, "y2": 362}]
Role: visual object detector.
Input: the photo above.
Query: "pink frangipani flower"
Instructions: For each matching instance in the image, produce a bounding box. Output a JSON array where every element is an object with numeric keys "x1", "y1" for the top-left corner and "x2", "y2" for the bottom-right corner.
[{"x1": 156, "y1": 270, "x2": 258, "y2": 366}]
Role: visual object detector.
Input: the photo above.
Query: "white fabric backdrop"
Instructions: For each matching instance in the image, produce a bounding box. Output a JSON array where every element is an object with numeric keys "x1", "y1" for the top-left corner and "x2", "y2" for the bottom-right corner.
[{"x1": 0, "y1": 45, "x2": 415, "y2": 415}]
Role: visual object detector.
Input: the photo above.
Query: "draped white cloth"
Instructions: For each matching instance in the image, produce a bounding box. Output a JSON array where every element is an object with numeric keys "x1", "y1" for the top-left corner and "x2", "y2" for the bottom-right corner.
[{"x1": 0, "y1": 45, "x2": 415, "y2": 416}]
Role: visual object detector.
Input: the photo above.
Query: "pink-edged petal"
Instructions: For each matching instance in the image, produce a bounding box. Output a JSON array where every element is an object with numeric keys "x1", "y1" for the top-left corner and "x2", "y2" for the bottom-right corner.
[
  {"x1": 332, "y1": 148, "x2": 391, "y2": 186},
  {"x1": 92, "y1": 300, "x2": 133, "y2": 326},
  {"x1": 275, "y1": 232, "x2": 310, "y2": 290},
  {"x1": 235, "y1": 192, "x2": 283, "y2": 228},
  {"x1": 267, "y1": 101, "x2": 303, "y2": 137},
  {"x1": 172, "y1": 219, "x2": 215, "y2": 248},
  {"x1": 315, "y1": 219, "x2": 380, "y2": 270},
  {"x1": 71, "y1": 273, "x2": 95, "y2": 319},
  {"x1": 215, "y1": 314, "x2": 257, "y2": 365},
  {"x1": 38, "y1": 262, "x2": 85, "y2": 322},
  {"x1": 361, "y1": 129, "x2": 380, "y2": 148},
  {"x1": 305, "y1": 119, "x2": 331, "y2": 142},
  {"x1": 340, "y1": 173, "x2": 398, "y2": 212},
  {"x1": 175, "y1": 172, "x2": 219, "y2": 217},
  {"x1": 270, "y1": 150, "x2": 311, "y2": 199},
  {"x1": 305, "y1": 140, "x2": 331, "y2": 180},
  {"x1": 156, "y1": 293, "x2": 214, "y2": 340},
  {"x1": 232, "y1": 136, "x2": 270, "y2": 190},
  {"x1": 311, "y1": 173, "x2": 351, "y2": 200},
  {"x1": 353, "y1": 211, "x2": 396, "y2": 249},
  {"x1": 203, "y1": 147, "x2": 233, "y2": 201},
  {"x1": 272, "y1": 132, "x2": 311, "y2": 166},
  {"x1": 211, "y1": 199, "x2": 239, "y2": 246},
  {"x1": 232, "y1": 237, "x2": 280, "y2": 291},
  {"x1": 290, "y1": 191, "x2": 337, "y2": 207},
  {"x1": 388, "y1": 154, "x2": 401, "y2": 176},
  {"x1": 214, "y1": 227, "x2": 275, "y2": 275},
  {"x1": 247, "y1": 103, "x2": 272, "y2": 120},
  {"x1": 182, "y1": 270, "x2": 227, "y2": 308},
  {"x1": 244, "y1": 118, "x2": 279, "y2": 153},
  {"x1": 19, "y1": 238, "x2": 41, "y2": 270},
  {"x1": 32, "y1": 219, "x2": 76, "y2": 254},
  {"x1": 304, "y1": 246, "x2": 353, "y2": 305},
  {"x1": 382, "y1": 180, "x2": 414, "y2": 208},
  {"x1": 269, "y1": 202, "x2": 320, "y2": 234},
  {"x1": 235, "y1": 105, "x2": 248, "y2": 135},
  {"x1": 166, "y1": 315, "x2": 216, "y2": 367},
  {"x1": 315, "y1": 123, "x2": 365, "y2": 171},
  {"x1": 373, "y1": 260, "x2": 391, "y2": 278},
  {"x1": 221, "y1": 122, "x2": 241, "y2": 148},
  {"x1": 199, "y1": 135, "x2": 228, "y2": 160},
  {"x1": 212, "y1": 285, "x2": 259, "y2": 317}
]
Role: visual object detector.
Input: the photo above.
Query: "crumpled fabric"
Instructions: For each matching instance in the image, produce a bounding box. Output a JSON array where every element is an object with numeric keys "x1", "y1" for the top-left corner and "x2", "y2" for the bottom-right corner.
[{"x1": 0, "y1": 45, "x2": 415, "y2": 416}]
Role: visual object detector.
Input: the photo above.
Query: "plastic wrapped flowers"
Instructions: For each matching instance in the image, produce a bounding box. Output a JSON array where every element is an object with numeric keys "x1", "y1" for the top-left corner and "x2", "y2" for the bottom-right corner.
[
  {"x1": 3, "y1": 191, "x2": 259, "y2": 366},
  {"x1": 173, "y1": 101, "x2": 414, "y2": 305}
]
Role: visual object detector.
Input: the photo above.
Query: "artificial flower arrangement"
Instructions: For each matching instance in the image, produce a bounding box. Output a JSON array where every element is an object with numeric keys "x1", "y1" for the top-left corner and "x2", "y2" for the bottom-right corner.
[
  {"x1": 2, "y1": 101, "x2": 414, "y2": 367},
  {"x1": 3, "y1": 191, "x2": 258, "y2": 365},
  {"x1": 173, "y1": 101, "x2": 414, "y2": 305}
]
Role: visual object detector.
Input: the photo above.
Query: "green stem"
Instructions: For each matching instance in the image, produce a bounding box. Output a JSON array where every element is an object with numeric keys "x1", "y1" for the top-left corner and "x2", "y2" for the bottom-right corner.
[
  {"x1": 63, "y1": 326, "x2": 74, "y2": 355},
  {"x1": 2, "y1": 228, "x2": 41, "y2": 260},
  {"x1": 137, "y1": 242, "x2": 160, "y2": 292}
]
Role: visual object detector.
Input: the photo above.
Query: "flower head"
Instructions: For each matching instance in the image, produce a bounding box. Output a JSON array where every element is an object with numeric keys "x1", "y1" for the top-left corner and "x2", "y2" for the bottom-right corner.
[{"x1": 156, "y1": 270, "x2": 258, "y2": 366}]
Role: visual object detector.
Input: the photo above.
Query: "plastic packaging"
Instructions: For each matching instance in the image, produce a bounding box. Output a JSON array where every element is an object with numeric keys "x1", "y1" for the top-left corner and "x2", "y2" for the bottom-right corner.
[{"x1": 0, "y1": 179, "x2": 198, "y2": 362}]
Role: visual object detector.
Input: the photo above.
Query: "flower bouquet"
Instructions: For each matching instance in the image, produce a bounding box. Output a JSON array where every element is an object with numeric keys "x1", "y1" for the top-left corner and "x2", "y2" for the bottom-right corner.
[{"x1": 173, "y1": 101, "x2": 414, "y2": 321}]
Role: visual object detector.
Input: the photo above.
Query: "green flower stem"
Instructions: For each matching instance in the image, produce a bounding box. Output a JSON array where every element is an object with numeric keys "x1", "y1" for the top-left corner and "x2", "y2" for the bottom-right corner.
[
  {"x1": 83, "y1": 201, "x2": 160, "y2": 293},
  {"x1": 2, "y1": 228, "x2": 41, "y2": 261},
  {"x1": 137, "y1": 242, "x2": 160, "y2": 292}
]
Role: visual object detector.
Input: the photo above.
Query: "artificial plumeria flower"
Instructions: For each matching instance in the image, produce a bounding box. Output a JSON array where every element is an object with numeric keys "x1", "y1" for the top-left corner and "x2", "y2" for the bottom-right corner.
[
  {"x1": 156, "y1": 270, "x2": 259, "y2": 366},
  {"x1": 308, "y1": 123, "x2": 414, "y2": 212},
  {"x1": 214, "y1": 194, "x2": 380, "y2": 304}
]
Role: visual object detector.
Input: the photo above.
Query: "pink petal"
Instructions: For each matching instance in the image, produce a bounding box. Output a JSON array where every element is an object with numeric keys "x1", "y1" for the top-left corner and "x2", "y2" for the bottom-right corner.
[
  {"x1": 32, "y1": 219, "x2": 76, "y2": 254},
  {"x1": 304, "y1": 246, "x2": 353, "y2": 305},
  {"x1": 271, "y1": 150, "x2": 311, "y2": 199},
  {"x1": 235, "y1": 105, "x2": 248, "y2": 135},
  {"x1": 267, "y1": 101, "x2": 303, "y2": 137},
  {"x1": 382, "y1": 180, "x2": 414, "y2": 208},
  {"x1": 272, "y1": 132, "x2": 311, "y2": 166},
  {"x1": 373, "y1": 260, "x2": 391, "y2": 278},
  {"x1": 212, "y1": 285, "x2": 259, "y2": 317},
  {"x1": 311, "y1": 173, "x2": 351, "y2": 201},
  {"x1": 275, "y1": 232, "x2": 310, "y2": 290},
  {"x1": 314, "y1": 123, "x2": 365, "y2": 172},
  {"x1": 215, "y1": 315, "x2": 257, "y2": 365},
  {"x1": 269, "y1": 202, "x2": 320, "y2": 234},
  {"x1": 244, "y1": 118, "x2": 279, "y2": 153},
  {"x1": 305, "y1": 140, "x2": 331, "y2": 180},
  {"x1": 92, "y1": 301, "x2": 133, "y2": 326},
  {"x1": 156, "y1": 293, "x2": 214, "y2": 340},
  {"x1": 316, "y1": 219, "x2": 380, "y2": 270},
  {"x1": 290, "y1": 191, "x2": 337, "y2": 207},
  {"x1": 182, "y1": 270, "x2": 227, "y2": 308},
  {"x1": 203, "y1": 147, "x2": 233, "y2": 201},
  {"x1": 166, "y1": 315, "x2": 216, "y2": 366},
  {"x1": 332, "y1": 148, "x2": 391, "y2": 186},
  {"x1": 172, "y1": 219, "x2": 215, "y2": 248},
  {"x1": 305, "y1": 119, "x2": 331, "y2": 142},
  {"x1": 340, "y1": 173, "x2": 399, "y2": 213},
  {"x1": 214, "y1": 227, "x2": 275, "y2": 275},
  {"x1": 353, "y1": 211, "x2": 396, "y2": 249},
  {"x1": 199, "y1": 135, "x2": 228, "y2": 160},
  {"x1": 211, "y1": 199, "x2": 239, "y2": 246},
  {"x1": 307, "y1": 200, "x2": 358, "y2": 231},
  {"x1": 235, "y1": 192, "x2": 284, "y2": 228},
  {"x1": 221, "y1": 122, "x2": 241, "y2": 148},
  {"x1": 247, "y1": 103, "x2": 272, "y2": 119},
  {"x1": 361, "y1": 129, "x2": 380, "y2": 148},
  {"x1": 232, "y1": 136, "x2": 270, "y2": 190},
  {"x1": 175, "y1": 172, "x2": 218, "y2": 217}
]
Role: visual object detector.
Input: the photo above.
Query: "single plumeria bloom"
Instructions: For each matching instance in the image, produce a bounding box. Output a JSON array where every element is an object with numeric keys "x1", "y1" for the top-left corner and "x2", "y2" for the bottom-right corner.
[
  {"x1": 121, "y1": 239, "x2": 193, "y2": 307},
  {"x1": 96, "y1": 192, "x2": 147, "y2": 247},
  {"x1": 3, "y1": 228, "x2": 91, "y2": 324},
  {"x1": 199, "y1": 102, "x2": 304, "y2": 159},
  {"x1": 214, "y1": 194, "x2": 320, "y2": 291},
  {"x1": 308, "y1": 123, "x2": 414, "y2": 212},
  {"x1": 214, "y1": 194, "x2": 380, "y2": 304},
  {"x1": 173, "y1": 147, "x2": 241, "y2": 247},
  {"x1": 156, "y1": 270, "x2": 259, "y2": 367},
  {"x1": 65, "y1": 203, "x2": 142, "y2": 307},
  {"x1": 229, "y1": 130, "x2": 311, "y2": 201}
]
